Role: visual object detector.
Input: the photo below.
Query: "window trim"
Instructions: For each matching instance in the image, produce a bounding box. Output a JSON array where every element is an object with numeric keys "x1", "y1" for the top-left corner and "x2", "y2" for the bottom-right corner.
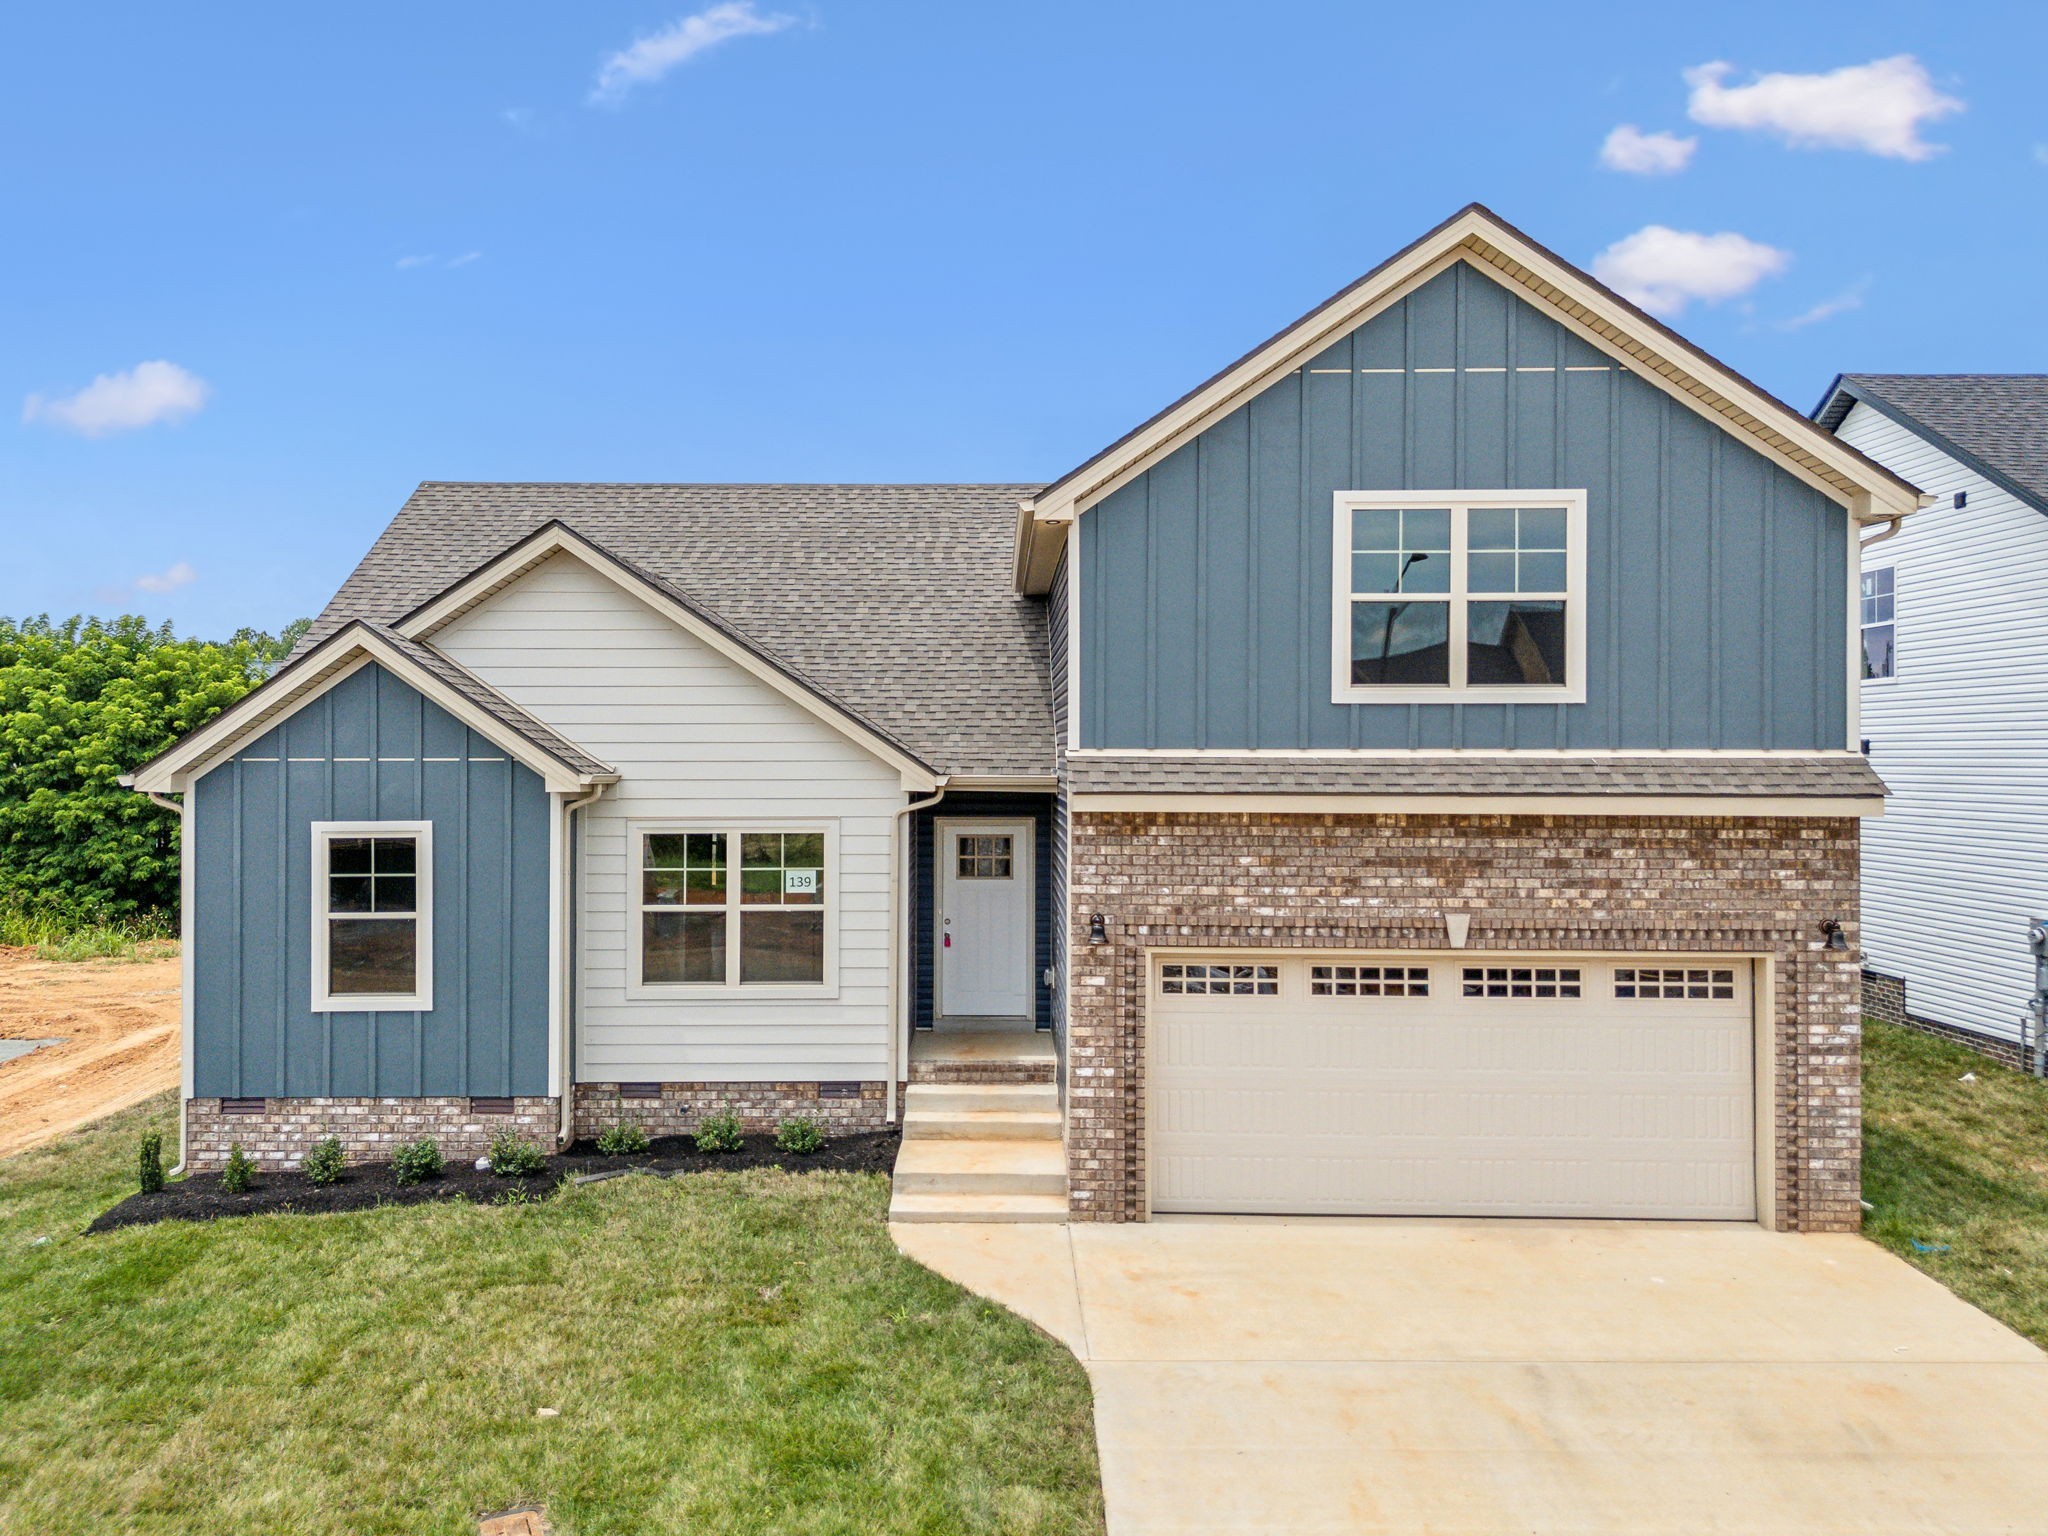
[
  {"x1": 310, "y1": 820, "x2": 434, "y2": 1014},
  {"x1": 1859, "y1": 564, "x2": 1896, "y2": 683},
  {"x1": 1330, "y1": 489, "x2": 1588, "y2": 705},
  {"x1": 625, "y1": 819, "x2": 840, "y2": 1001}
]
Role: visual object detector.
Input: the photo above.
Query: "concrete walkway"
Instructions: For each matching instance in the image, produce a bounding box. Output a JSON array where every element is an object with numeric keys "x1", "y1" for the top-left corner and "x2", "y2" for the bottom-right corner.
[{"x1": 893, "y1": 1218, "x2": 2048, "y2": 1535}]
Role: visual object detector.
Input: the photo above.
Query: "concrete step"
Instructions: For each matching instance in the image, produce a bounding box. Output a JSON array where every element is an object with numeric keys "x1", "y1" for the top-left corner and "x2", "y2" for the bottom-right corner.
[
  {"x1": 908, "y1": 1028, "x2": 1056, "y2": 1084},
  {"x1": 894, "y1": 1136, "x2": 1067, "y2": 1195},
  {"x1": 902, "y1": 1108, "x2": 1063, "y2": 1141},
  {"x1": 906, "y1": 1081, "x2": 1059, "y2": 1116},
  {"x1": 887, "y1": 1189, "x2": 1070, "y2": 1224}
]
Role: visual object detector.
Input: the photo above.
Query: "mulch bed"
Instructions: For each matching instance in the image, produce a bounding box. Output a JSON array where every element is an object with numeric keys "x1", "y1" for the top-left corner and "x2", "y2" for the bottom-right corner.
[{"x1": 88, "y1": 1130, "x2": 901, "y2": 1233}]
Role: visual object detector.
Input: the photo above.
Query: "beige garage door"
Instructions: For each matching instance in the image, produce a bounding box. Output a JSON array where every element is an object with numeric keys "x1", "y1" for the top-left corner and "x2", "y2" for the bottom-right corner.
[{"x1": 1149, "y1": 956, "x2": 1756, "y2": 1219}]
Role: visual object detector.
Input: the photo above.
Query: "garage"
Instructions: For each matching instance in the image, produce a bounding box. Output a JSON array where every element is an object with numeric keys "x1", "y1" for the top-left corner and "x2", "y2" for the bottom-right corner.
[{"x1": 1148, "y1": 954, "x2": 1757, "y2": 1220}]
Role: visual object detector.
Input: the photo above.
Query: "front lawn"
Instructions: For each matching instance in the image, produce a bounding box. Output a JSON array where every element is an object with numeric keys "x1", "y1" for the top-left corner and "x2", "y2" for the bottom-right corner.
[
  {"x1": 1863, "y1": 1018, "x2": 2048, "y2": 1348},
  {"x1": 0, "y1": 1095, "x2": 1103, "y2": 1535}
]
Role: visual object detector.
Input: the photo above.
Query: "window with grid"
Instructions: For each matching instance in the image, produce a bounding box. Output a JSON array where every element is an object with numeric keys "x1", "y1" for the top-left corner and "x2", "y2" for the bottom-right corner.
[
  {"x1": 640, "y1": 829, "x2": 827, "y2": 987},
  {"x1": 1860, "y1": 567, "x2": 1895, "y2": 679},
  {"x1": 313, "y1": 822, "x2": 431, "y2": 1011},
  {"x1": 955, "y1": 834, "x2": 1014, "y2": 879},
  {"x1": 1334, "y1": 494, "x2": 1583, "y2": 702},
  {"x1": 1310, "y1": 964, "x2": 1430, "y2": 997},
  {"x1": 1614, "y1": 967, "x2": 1737, "y2": 1000},
  {"x1": 1160, "y1": 963, "x2": 1278, "y2": 996},
  {"x1": 1460, "y1": 965, "x2": 1582, "y2": 999}
]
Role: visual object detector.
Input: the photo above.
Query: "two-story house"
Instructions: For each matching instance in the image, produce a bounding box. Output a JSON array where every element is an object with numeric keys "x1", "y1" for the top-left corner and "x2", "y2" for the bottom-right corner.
[{"x1": 125, "y1": 206, "x2": 1919, "y2": 1232}]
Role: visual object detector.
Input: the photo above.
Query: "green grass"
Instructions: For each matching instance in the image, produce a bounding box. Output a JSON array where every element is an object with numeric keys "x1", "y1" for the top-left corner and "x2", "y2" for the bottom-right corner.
[
  {"x1": 0, "y1": 901, "x2": 177, "y2": 962},
  {"x1": 0, "y1": 1095, "x2": 1104, "y2": 1535},
  {"x1": 1863, "y1": 1018, "x2": 2048, "y2": 1347}
]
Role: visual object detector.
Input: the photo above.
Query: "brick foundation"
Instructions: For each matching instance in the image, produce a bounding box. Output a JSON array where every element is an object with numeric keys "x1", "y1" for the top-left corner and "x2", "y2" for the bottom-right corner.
[
  {"x1": 571, "y1": 1081, "x2": 890, "y2": 1142},
  {"x1": 185, "y1": 1096, "x2": 558, "y2": 1170},
  {"x1": 1863, "y1": 968, "x2": 2028, "y2": 1071},
  {"x1": 1066, "y1": 811, "x2": 1864, "y2": 1232}
]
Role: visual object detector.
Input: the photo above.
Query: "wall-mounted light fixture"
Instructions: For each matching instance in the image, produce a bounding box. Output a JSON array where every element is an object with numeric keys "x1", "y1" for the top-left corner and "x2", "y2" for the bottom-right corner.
[
  {"x1": 1820, "y1": 919, "x2": 1849, "y2": 952},
  {"x1": 1088, "y1": 913, "x2": 1108, "y2": 945}
]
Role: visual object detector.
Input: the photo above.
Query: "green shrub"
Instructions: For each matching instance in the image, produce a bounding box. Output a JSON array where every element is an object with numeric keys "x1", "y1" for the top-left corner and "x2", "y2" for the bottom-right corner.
[
  {"x1": 774, "y1": 1116, "x2": 824, "y2": 1155},
  {"x1": 596, "y1": 1122, "x2": 650, "y2": 1157},
  {"x1": 301, "y1": 1137, "x2": 347, "y2": 1186},
  {"x1": 220, "y1": 1143, "x2": 255, "y2": 1194},
  {"x1": 137, "y1": 1130, "x2": 165, "y2": 1193},
  {"x1": 391, "y1": 1138, "x2": 443, "y2": 1185},
  {"x1": 488, "y1": 1130, "x2": 547, "y2": 1177},
  {"x1": 694, "y1": 1112, "x2": 744, "y2": 1154}
]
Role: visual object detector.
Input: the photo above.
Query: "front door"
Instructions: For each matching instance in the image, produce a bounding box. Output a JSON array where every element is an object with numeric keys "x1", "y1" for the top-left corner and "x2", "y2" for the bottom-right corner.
[{"x1": 937, "y1": 820, "x2": 1033, "y2": 1019}]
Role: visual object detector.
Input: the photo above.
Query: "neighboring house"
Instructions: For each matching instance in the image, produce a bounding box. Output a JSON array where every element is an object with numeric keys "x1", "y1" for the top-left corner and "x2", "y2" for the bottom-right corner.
[
  {"x1": 1814, "y1": 375, "x2": 2048, "y2": 1066},
  {"x1": 125, "y1": 206, "x2": 1920, "y2": 1232}
]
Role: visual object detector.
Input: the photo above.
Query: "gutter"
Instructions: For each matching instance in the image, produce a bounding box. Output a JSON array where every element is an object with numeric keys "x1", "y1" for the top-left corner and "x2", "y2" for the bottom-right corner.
[
  {"x1": 887, "y1": 778, "x2": 950, "y2": 1122},
  {"x1": 556, "y1": 782, "x2": 607, "y2": 1148},
  {"x1": 140, "y1": 790, "x2": 194, "y2": 1177}
]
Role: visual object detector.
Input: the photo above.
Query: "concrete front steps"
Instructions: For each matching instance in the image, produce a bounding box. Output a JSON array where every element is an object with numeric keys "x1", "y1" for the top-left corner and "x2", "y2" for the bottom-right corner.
[{"x1": 890, "y1": 1032, "x2": 1067, "y2": 1223}]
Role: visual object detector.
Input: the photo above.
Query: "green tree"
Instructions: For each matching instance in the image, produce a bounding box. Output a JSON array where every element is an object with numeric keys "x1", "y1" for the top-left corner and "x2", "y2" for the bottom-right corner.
[{"x1": 0, "y1": 614, "x2": 307, "y2": 923}]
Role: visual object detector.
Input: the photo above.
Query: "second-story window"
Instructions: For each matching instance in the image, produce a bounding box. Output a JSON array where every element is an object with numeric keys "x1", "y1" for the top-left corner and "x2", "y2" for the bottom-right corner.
[
  {"x1": 1860, "y1": 567, "x2": 1896, "y2": 680},
  {"x1": 1332, "y1": 492, "x2": 1586, "y2": 704}
]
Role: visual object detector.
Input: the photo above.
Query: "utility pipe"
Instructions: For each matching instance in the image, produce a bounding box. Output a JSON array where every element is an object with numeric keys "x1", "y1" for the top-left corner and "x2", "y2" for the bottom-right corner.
[
  {"x1": 556, "y1": 783, "x2": 607, "y2": 1148},
  {"x1": 887, "y1": 778, "x2": 950, "y2": 1123}
]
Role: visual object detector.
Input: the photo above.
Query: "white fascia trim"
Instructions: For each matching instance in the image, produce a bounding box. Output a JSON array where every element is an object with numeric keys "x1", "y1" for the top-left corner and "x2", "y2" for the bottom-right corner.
[
  {"x1": 942, "y1": 774, "x2": 1060, "y2": 791},
  {"x1": 395, "y1": 526, "x2": 940, "y2": 793},
  {"x1": 1065, "y1": 747, "x2": 1871, "y2": 759},
  {"x1": 1025, "y1": 211, "x2": 1919, "y2": 540},
  {"x1": 1070, "y1": 793, "x2": 1883, "y2": 818},
  {"x1": 125, "y1": 631, "x2": 599, "y2": 795}
]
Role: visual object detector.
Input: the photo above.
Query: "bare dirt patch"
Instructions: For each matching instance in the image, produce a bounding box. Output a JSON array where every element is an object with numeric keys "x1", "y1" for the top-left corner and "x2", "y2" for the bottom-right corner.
[{"x1": 0, "y1": 946, "x2": 180, "y2": 1159}]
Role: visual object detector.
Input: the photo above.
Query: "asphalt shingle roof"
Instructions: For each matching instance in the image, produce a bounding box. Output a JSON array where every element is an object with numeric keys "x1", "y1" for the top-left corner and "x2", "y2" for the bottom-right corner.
[
  {"x1": 1066, "y1": 754, "x2": 1887, "y2": 799},
  {"x1": 1817, "y1": 375, "x2": 2048, "y2": 517},
  {"x1": 302, "y1": 483, "x2": 1053, "y2": 778}
]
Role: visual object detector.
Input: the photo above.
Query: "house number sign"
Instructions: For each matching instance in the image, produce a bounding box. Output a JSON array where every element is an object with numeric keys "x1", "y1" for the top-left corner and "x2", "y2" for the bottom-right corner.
[{"x1": 784, "y1": 869, "x2": 820, "y2": 896}]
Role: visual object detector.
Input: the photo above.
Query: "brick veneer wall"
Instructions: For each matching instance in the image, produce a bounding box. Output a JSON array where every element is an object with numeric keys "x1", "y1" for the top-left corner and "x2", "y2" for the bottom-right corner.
[
  {"x1": 185, "y1": 1096, "x2": 558, "y2": 1169},
  {"x1": 1066, "y1": 811, "x2": 1864, "y2": 1232},
  {"x1": 571, "y1": 1081, "x2": 890, "y2": 1141},
  {"x1": 1863, "y1": 968, "x2": 2028, "y2": 1071}
]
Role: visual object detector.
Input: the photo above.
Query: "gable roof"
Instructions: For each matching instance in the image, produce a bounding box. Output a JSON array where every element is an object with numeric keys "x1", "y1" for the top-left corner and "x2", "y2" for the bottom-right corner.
[
  {"x1": 1814, "y1": 374, "x2": 2048, "y2": 519},
  {"x1": 124, "y1": 620, "x2": 618, "y2": 794},
  {"x1": 1014, "y1": 202, "x2": 1925, "y2": 591},
  {"x1": 298, "y1": 483, "x2": 1054, "y2": 780}
]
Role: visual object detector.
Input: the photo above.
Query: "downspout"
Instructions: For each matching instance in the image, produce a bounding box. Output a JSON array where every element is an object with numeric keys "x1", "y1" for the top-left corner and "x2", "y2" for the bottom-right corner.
[
  {"x1": 144, "y1": 791, "x2": 192, "y2": 1175},
  {"x1": 1860, "y1": 514, "x2": 1906, "y2": 550},
  {"x1": 556, "y1": 783, "x2": 607, "y2": 1148},
  {"x1": 888, "y1": 778, "x2": 950, "y2": 1123}
]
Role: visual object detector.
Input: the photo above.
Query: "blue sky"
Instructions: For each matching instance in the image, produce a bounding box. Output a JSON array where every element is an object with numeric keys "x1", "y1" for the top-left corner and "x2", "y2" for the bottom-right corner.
[{"x1": 5, "y1": 2, "x2": 2043, "y2": 637}]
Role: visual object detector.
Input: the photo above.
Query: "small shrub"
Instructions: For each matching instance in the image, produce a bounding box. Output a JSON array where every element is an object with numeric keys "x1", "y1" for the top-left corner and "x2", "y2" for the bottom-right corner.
[
  {"x1": 489, "y1": 1130, "x2": 548, "y2": 1177},
  {"x1": 392, "y1": 1138, "x2": 444, "y2": 1185},
  {"x1": 302, "y1": 1137, "x2": 347, "y2": 1186},
  {"x1": 596, "y1": 1122, "x2": 650, "y2": 1157},
  {"x1": 774, "y1": 1116, "x2": 824, "y2": 1155},
  {"x1": 695, "y1": 1112, "x2": 744, "y2": 1154},
  {"x1": 220, "y1": 1143, "x2": 255, "y2": 1194},
  {"x1": 137, "y1": 1130, "x2": 165, "y2": 1194}
]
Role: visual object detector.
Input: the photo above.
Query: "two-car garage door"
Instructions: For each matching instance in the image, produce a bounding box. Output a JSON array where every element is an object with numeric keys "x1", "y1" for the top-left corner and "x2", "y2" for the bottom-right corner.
[{"x1": 1149, "y1": 955, "x2": 1756, "y2": 1220}]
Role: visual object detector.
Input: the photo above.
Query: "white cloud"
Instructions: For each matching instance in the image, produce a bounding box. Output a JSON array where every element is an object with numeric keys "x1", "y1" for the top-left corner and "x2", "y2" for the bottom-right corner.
[
  {"x1": 134, "y1": 560, "x2": 197, "y2": 594},
  {"x1": 446, "y1": 250, "x2": 483, "y2": 268},
  {"x1": 1775, "y1": 279, "x2": 1872, "y2": 332},
  {"x1": 2033, "y1": 143, "x2": 2048, "y2": 166},
  {"x1": 1684, "y1": 55, "x2": 1962, "y2": 161},
  {"x1": 590, "y1": 2, "x2": 796, "y2": 105},
  {"x1": 22, "y1": 360, "x2": 211, "y2": 437},
  {"x1": 1591, "y1": 225, "x2": 1791, "y2": 317},
  {"x1": 396, "y1": 252, "x2": 482, "y2": 271},
  {"x1": 1599, "y1": 124, "x2": 1697, "y2": 175},
  {"x1": 395, "y1": 253, "x2": 436, "y2": 269}
]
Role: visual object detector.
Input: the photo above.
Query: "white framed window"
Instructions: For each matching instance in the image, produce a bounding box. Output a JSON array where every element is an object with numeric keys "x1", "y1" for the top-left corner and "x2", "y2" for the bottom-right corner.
[
  {"x1": 311, "y1": 821, "x2": 432, "y2": 1013},
  {"x1": 630, "y1": 823, "x2": 835, "y2": 995},
  {"x1": 1860, "y1": 567, "x2": 1895, "y2": 680},
  {"x1": 1331, "y1": 490, "x2": 1587, "y2": 704}
]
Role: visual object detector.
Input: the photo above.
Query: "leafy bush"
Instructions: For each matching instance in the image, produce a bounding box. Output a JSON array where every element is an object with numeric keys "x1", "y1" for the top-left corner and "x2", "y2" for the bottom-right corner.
[
  {"x1": 774, "y1": 1116, "x2": 824, "y2": 1155},
  {"x1": 488, "y1": 1130, "x2": 547, "y2": 1177},
  {"x1": 301, "y1": 1137, "x2": 347, "y2": 1186},
  {"x1": 596, "y1": 1122, "x2": 650, "y2": 1157},
  {"x1": 694, "y1": 1113, "x2": 744, "y2": 1154},
  {"x1": 391, "y1": 1138, "x2": 444, "y2": 1185},
  {"x1": 220, "y1": 1143, "x2": 255, "y2": 1194},
  {"x1": 137, "y1": 1130, "x2": 165, "y2": 1193}
]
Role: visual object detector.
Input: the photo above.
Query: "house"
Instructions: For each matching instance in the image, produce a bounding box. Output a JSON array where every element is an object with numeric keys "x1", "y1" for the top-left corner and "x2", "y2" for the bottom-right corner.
[
  {"x1": 124, "y1": 205, "x2": 1920, "y2": 1230},
  {"x1": 1813, "y1": 375, "x2": 2048, "y2": 1068}
]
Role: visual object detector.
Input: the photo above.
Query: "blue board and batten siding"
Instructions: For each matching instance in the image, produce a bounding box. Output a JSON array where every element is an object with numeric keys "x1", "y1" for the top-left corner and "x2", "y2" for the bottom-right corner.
[
  {"x1": 190, "y1": 662, "x2": 551, "y2": 1099},
  {"x1": 1077, "y1": 262, "x2": 1849, "y2": 751}
]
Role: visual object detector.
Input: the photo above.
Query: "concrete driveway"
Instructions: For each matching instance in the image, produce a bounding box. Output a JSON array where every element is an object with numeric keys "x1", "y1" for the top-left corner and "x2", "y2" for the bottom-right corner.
[{"x1": 894, "y1": 1218, "x2": 2048, "y2": 1535}]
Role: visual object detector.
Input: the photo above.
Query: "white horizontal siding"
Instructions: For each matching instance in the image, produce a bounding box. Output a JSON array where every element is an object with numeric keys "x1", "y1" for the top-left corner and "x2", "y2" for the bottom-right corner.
[
  {"x1": 436, "y1": 553, "x2": 902, "y2": 1081},
  {"x1": 1840, "y1": 402, "x2": 2048, "y2": 1044}
]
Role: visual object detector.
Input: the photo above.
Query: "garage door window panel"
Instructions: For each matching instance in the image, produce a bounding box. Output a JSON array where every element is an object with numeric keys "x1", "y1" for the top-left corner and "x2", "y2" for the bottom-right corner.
[
  {"x1": 1160, "y1": 963, "x2": 1278, "y2": 997},
  {"x1": 1616, "y1": 966, "x2": 1737, "y2": 1001},
  {"x1": 1461, "y1": 965, "x2": 1582, "y2": 999},
  {"x1": 1311, "y1": 964, "x2": 1430, "y2": 998}
]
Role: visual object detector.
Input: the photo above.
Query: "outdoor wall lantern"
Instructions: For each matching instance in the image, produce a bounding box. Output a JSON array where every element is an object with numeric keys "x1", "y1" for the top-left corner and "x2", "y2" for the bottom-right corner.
[
  {"x1": 1820, "y1": 919, "x2": 1849, "y2": 952},
  {"x1": 1089, "y1": 913, "x2": 1108, "y2": 945}
]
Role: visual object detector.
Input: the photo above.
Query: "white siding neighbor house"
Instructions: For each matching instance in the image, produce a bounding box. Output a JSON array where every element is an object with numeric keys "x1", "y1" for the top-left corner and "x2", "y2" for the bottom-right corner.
[{"x1": 1817, "y1": 375, "x2": 2048, "y2": 1060}]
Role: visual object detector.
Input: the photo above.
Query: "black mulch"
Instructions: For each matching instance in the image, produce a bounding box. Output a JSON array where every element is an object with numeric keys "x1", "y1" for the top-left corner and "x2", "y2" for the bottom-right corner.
[{"x1": 87, "y1": 1130, "x2": 902, "y2": 1233}]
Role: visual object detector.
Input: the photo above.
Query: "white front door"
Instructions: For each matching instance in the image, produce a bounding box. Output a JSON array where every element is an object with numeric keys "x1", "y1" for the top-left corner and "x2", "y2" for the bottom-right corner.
[{"x1": 938, "y1": 820, "x2": 1033, "y2": 1019}]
